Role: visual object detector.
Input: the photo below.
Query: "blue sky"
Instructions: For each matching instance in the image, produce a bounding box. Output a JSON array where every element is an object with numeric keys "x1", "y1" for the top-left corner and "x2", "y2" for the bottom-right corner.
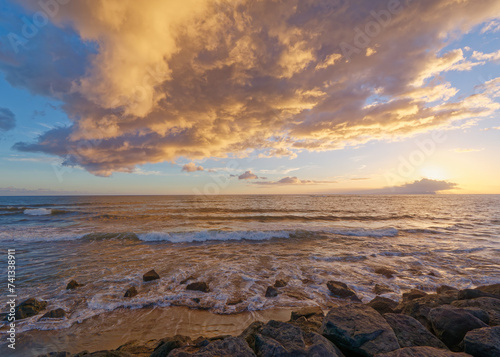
[{"x1": 0, "y1": 0, "x2": 499, "y2": 195}]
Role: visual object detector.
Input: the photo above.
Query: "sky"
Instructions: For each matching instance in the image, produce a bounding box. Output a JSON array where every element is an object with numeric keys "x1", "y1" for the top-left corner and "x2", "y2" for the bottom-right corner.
[{"x1": 0, "y1": 0, "x2": 499, "y2": 195}]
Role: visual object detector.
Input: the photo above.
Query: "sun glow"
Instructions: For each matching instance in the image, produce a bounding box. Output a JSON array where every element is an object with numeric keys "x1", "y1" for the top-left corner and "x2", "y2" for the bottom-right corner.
[{"x1": 419, "y1": 166, "x2": 449, "y2": 181}]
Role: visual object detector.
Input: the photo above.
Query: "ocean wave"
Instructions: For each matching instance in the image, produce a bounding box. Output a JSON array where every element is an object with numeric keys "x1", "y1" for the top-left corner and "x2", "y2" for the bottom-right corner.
[
  {"x1": 324, "y1": 227, "x2": 399, "y2": 237},
  {"x1": 138, "y1": 230, "x2": 292, "y2": 243},
  {"x1": 80, "y1": 232, "x2": 141, "y2": 241},
  {"x1": 24, "y1": 208, "x2": 52, "y2": 216}
]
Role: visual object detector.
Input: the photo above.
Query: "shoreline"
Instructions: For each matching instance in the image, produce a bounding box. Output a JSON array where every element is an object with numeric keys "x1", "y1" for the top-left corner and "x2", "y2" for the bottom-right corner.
[{"x1": 4, "y1": 282, "x2": 499, "y2": 356}]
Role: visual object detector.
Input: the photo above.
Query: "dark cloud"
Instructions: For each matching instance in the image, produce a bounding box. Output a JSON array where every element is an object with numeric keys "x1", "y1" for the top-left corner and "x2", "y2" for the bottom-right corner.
[
  {"x1": 366, "y1": 178, "x2": 458, "y2": 194},
  {"x1": 2, "y1": 0, "x2": 500, "y2": 175},
  {"x1": 0, "y1": 107, "x2": 16, "y2": 131},
  {"x1": 255, "y1": 176, "x2": 336, "y2": 185}
]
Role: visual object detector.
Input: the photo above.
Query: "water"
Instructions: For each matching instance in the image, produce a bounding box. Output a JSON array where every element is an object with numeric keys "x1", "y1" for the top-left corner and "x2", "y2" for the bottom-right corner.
[{"x1": 0, "y1": 195, "x2": 499, "y2": 338}]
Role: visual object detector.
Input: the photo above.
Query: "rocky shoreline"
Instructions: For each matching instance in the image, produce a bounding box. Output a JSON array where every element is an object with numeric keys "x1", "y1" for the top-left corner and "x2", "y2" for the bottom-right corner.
[{"x1": 14, "y1": 279, "x2": 497, "y2": 357}]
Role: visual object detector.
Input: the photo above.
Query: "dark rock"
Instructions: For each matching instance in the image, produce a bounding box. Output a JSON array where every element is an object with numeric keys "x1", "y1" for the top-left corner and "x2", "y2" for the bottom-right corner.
[
  {"x1": 66, "y1": 279, "x2": 84, "y2": 290},
  {"x1": 290, "y1": 306, "x2": 325, "y2": 333},
  {"x1": 428, "y1": 305, "x2": 488, "y2": 349},
  {"x1": 383, "y1": 313, "x2": 447, "y2": 349},
  {"x1": 398, "y1": 292, "x2": 459, "y2": 329},
  {"x1": 36, "y1": 353, "x2": 72, "y2": 357},
  {"x1": 192, "y1": 298, "x2": 201, "y2": 303},
  {"x1": 227, "y1": 298, "x2": 243, "y2": 305},
  {"x1": 73, "y1": 351, "x2": 134, "y2": 356},
  {"x1": 265, "y1": 286, "x2": 279, "y2": 297},
  {"x1": 368, "y1": 297, "x2": 399, "y2": 315},
  {"x1": 239, "y1": 321, "x2": 264, "y2": 351},
  {"x1": 274, "y1": 279, "x2": 287, "y2": 288},
  {"x1": 375, "y1": 267, "x2": 398, "y2": 279},
  {"x1": 15, "y1": 298, "x2": 47, "y2": 320},
  {"x1": 374, "y1": 346, "x2": 472, "y2": 356},
  {"x1": 116, "y1": 338, "x2": 161, "y2": 356},
  {"x1": 437, "y1": 285, "x2": 458, "y2": 294},
  {"x1": 321, "y1": 303, "x2": 400, "y2": 356},
  {"x1": 150, "y1": 335, "x2": 192, "y2": 357},
  {"x1": 168, "y1": 336, "x2": 255, "y2": 357},
  {"x1": 452, "y1": 297, "x2": 500, "y2": 326},
  {"x1": 186, "y1": 282, "x2": 209, "y2": 293},
  {"x1": 41, "y1": 308, "x2": 66, "y2": 319},
  {"x1": 326, "y1": 281, "x2": 361, "y2": 301},
  {"x1": 374, "y1": 284, "x2": 393, "y2": 295},
  {"x1": 124, "y1": 287, "x2": 138, "y2": 298},
  {"x1": 464, "y1": 326, "x2": 500, "y2": 357},
  {"x1": 143, "y1": 269, "x2": 160, "y2": 282},
  {"x1": 402, "y1": 289, "x2": 428, "y2": 302},
  {"x1": 458, "y1": 289, "x2": 496, "y2": 300},
  {"x1": 475, "y1": 283, "x2": 500, "y2": 299},
  {"x1": 255, "y1": 320, "x2": 344, "y2": 357}
]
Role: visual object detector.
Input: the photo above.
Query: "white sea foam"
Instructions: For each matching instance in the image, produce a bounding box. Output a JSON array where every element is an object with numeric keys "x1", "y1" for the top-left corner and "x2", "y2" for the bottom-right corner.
[
  {"x1": 24, "y1": 208, "x2": 52, "y2": 216},
  {"x1": 138, "y1": 230, "x2": 292, "y2": 243}
]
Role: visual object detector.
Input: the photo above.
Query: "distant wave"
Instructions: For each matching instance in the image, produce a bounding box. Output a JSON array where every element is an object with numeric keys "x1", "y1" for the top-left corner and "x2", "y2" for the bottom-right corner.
[{"x1": 23, "y1": 208, "x2": 52, "y2": 216}]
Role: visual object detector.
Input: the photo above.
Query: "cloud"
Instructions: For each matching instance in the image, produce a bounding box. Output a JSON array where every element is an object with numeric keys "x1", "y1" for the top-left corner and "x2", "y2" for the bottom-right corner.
[
  {"x1": 453, "y1": 148, "x2": 484, "y2": 153},
  {"x1": 0, "y1": 186, "x2": 86, "y2": 195},
  {"x1": 0, "y1": 108, "x2": 16, "y2": 131},
  {"x1": 238, "y1": 171, "x2": 258, "y2": 180},
  {"x1": 255, "y1": 176, "x2": 336, "y2": 185},
  {"x1": 182, "y1": 162, "x2": 204, "y2": 172},
  {"x1": 3, "y1": 0, "x2": 500, "y2": 175},
  {"x1": 481, "y1": 20, "x2": 500, "y2": 33},
  {"x1": 367, "y1": 178, "x2": 458, "y2": 194},
  {"x1": 350, "y1": 177, "x2": 371, "y2": 181},
  {"x1": 472, "y1": 50, "x2": 500, "y2": 62}
]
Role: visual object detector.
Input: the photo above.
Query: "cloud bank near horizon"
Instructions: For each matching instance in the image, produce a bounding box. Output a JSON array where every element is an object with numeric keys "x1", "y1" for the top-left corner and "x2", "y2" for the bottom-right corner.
[{"x1": 2, "y1": 0, "x2": 500, "y2": 176}]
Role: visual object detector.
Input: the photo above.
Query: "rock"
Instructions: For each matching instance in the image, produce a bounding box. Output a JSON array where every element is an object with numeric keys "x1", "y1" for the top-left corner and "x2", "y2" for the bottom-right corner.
[
  {"x1": 374, "y1": 284, "x2": 393, "y2": 295},
  {"x1": 428, "y1": 305, "x2": 488, "y2": 349},
  {"x1": 239, "y1": 321, "x2": 264, "y2": 351},
  {"x1": 265, "y1": 286, "x2": 279, "y2": 297},
  {"x1": 150, "y1": 335, "x2": 192, "y2": 357},
  {"x1": 73, "y1": 351, "x2": 134, "y2": 356},
  {"x1": 186, "y1": 282, "x2": 209, "y2": 293},
  {"x1": 15, "y1": 298, "x2": 47, "y2": 320},
  {"x1": 464, "y1": 326, "x2": 500, "y2": 357},
  {"x1": 291, "y1": 306, "x2": 324, "y2": 320},
  {"x1": 368, "y1": 297, "x2": 399, "y2": 314},
  {"x1": 41, "y1": 308, "x2": 66, "y2": 319},
  {"x1": 452, "y1": 297, "x2": 500, "y2": 326},
  {"x1": 321, "y1": 303, "x2": 400, "y2": 356},
  {"x1": 398, "y1": 292, "x2": 459, "y2": 329},
  {"x1": 192, "y1": 298, "x2": 200, "y2": 303},
  {"x1": 117, "y1": 339, "x2": 162, "y2": 357},
  {"x1": 142, "y1": 269, "x2": 160, "y2": 282},
  {"x1": 403, "y1": 289, "x2": 428, "y2": 302},
  {"x1": 290, "y1": 306, "x2": 325, "y2": 333},
  {"x1": 168, "y1": 336, "x2": 255, "y2": 357},
  {"x1": 180, "y1": 275, "x2": 195, "y2": 284},
  {"x1": 36, "y1": 353, "x2": 72, "y2": 357},
  {"x1": 383, "y1": 313, "x2": 447, "y2": 349},
  {"x1": 437, "y1": 286, "x2": 458, "y2": 294},
  {"x1": 458, "y1": 289, "x2": 496, "y2": 300},
  {"x1": 375, "y1": 267, "x2": 398, "y2": 279},
  {"x1": 255, "y1": 320, "x2": 344, "y2": 357},
  {"x1": 274, "y1": 279, "x2": 287, "y2": 288},
  {"x1": 124, "y1": 287, "x2": 138, "y2": 298},
  {"x1": 475, "y1": 284, "x2": 500, "y2": 299},
  {"x1": 227, "y1": 298, "x2": 244, "y2": 306},
  {"x1": 326, "y1": 281, "x2": 361, "y2": 301},
  {"x1": 66, "y1": 279, "x2": 83, "y2": 290},
  {"x1": 374, "y1": 346, "x2": 472, "y2": 356}
]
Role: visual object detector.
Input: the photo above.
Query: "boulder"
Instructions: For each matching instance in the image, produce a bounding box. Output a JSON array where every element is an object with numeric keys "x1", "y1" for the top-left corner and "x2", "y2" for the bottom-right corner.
[
  {"x1": 326, "y1": 281, "x2": 361, "y2": 302},
  {"x1": 475, "y1": 284, "x2": 500, "y2": 299},
  {"x1": 124, "y1": 287, "x2": 138, "y2": 298},
  {"x1": 375, "y1": 267, "x2": 397, "y2": 279},
  {"x1": 72, "y1": 351, "x2": 134, "y2": 356},
  {"x1": 143, "y1": 269, "x2": 160, "y2": 282},
  {"x1": 41, "y1": 308, "x2": 66, "y2": 319},
  {"x1": 240, "y1": 321, "x2": 264, "y2": 351},
  {"x1": 150, "y1": 335, "x2": 192, "y2": 357},
  {"x1": 168, "y1": 336, "x2": 255, "y2": 357},
  {"x1": 186, "y1": 282, "x2": 209, "y2": 293},
  {"x1": 368, "y1": 297, "x2": 399, "y2": 315},
  {"x1": 464, "y1": 326, "x2": 500, "y2": 357},
  {"x1": 274, "y1": 279, "x2": 287, "y2": 288},
  {"x1": 437, "y1": 286, "x2": 458, "y2": 294},
  {"x1": 402, "y1": 289, "x2": 428, "y2": 303},
  {"x1": 374, "y1": 284, "x2": 393, "y2": 295},
  {"x1": 290, "y1": 306, "x2": 325, "y2": 333},
  {"x1": 398, "y1": 292, "x2": 459, "y2": 329},
  {"x1": 291, "y1": 306, "x2": 324, "y2": 320},
  {"x1": 265, "y1": 286, "x2": 279, "y2": 298},
  {"x1": 66, "y1": 280, "x2": 83, "y2": 290},
  {"x1": 458, "y1": 289, "x2": 496, "y2": 300},
  {"x1": 428, "y1": 305, "x2": 488, "y2": 349},
  {"x1": 374, "y1": 346, "x2": 472, "y2": 356},
  {"x1": 117, "y1": 339, "x2": 162, "y2": 357},
  {"x1": 452, "y1": 297, "x2": 500, "y2": 326},
  {"x1": 255, "y1": 320, "x2": 344, "y2": 357},
  {"x1": 383, "y1": 313, "x2": 447, "y2": 349},
  {"x1": 36, "y1": 353, "x2": 72, "y2": 357},
  {"x1": 15, "y1": 298, "x2": 47, "y2": 319},
  {"x1": 180, "y1": 275, "x2": 195, "y2": 284},
  {"x1": 321, "y1": 303, "x2": 400, "y2": 356}
]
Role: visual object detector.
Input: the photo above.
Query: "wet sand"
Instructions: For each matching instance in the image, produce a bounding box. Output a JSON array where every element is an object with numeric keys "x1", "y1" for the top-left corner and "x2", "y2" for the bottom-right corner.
[{"x1": 4, "y1": 306, "x2": 293, "y2": 356}]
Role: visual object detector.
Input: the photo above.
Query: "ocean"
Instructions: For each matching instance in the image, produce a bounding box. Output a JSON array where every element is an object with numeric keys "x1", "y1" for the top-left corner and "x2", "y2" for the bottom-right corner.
[{"x1": 0, "y1": 194, "x2": 499, "y2": 354}]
